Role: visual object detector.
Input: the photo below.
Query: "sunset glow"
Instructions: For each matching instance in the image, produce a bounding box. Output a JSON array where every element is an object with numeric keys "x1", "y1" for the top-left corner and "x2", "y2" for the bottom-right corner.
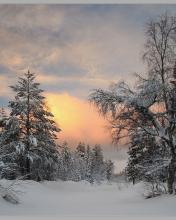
[{"x1": 46, "y1": 92, "x2": 111, "y2": 147}]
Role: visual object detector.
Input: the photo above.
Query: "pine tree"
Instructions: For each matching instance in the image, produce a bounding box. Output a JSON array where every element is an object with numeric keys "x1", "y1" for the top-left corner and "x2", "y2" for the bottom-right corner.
[
  {"x1": 85, "y1": 145, "x2": 93, "y2": 183},
  {"x1": 75, "y1": 142, "x2": 86, "y2": 180},
  {"x1": 0, "y1": 105, "x2": 20, "y2": 179},
  {"x1": 126, "y1": 130, "x2": 147, "y2": 184},
  {"x1": 105, "y1": 160, "x2": 114, "y2": 181},
  {"x1": 0, "y1": 116, "x2": 21, "y2": 179},
  {"x1": 76, "y1": 142, "x2": 86, "y2": 158},
  {"x1": 0, "y1": 107, "x2": 7, "y2": 119},
  {"x1": 0, "y1": 107, "x2": 7, "y2": 131},
  {"x1": 57, "y1": 143, "x2": 112, "y2": 183},
  {"x1": 1, "y1": 70, "x2": 61, "y2": 181},
  {"x1": 58, "y1": 143, "x2": 72, "y2": 181},
  {"x1": 91, "y1": 145, "x2": 105, "y2": 183},
  {"x1": 126, "y1": 129, "x2": 169, "y2": 185}
]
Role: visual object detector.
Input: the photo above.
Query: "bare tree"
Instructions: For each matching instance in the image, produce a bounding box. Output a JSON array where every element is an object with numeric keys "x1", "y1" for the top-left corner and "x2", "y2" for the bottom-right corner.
[{"x1": 90, "y1": 14, "x2": 176, "y2": 194}]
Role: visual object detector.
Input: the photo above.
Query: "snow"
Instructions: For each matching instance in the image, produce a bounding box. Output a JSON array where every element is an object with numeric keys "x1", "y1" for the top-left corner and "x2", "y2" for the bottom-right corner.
[
  {"x1": 29, "y1": 136, "x2": 37, "y2": 147},
  {"x1": 0, "y1": 180, "x2": 176, "y2": 220}
]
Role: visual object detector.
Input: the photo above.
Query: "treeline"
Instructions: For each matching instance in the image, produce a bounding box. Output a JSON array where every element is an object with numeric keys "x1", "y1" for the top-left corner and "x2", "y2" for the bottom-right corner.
[
  {"x1": 0, "y1": 72, "x2": 114, "y2": 183},
  {"x1": 90, "y1": 14, "x2": 176, "y2": 195},
  {"x1": 58, "y1": 142, "x2": 114, "y2": 183}
]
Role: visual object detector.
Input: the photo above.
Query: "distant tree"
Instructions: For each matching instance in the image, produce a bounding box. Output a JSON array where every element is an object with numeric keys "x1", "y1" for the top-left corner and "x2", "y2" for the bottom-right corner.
[
  {"x1": 85, "y1": 145, "x2": 94, "y2": 183},
  {"x1": 57, "y1": 143, "x2": 114, "y2": 183},
  {"x1": 58, "y1": 143, "x2": 74, "y2": 181},
  {"x1": 76, "y1": 142, "x2": 86, "y2": 157},
  {"x1": 105, "y1": 160, "x2": 114, "y2": 181},
  {"x1": 74, "y1": 143, "x2": 86, "y2": 180},
  {"x1": 91, "y1": 145, "x2": 105, "y2": 183}
]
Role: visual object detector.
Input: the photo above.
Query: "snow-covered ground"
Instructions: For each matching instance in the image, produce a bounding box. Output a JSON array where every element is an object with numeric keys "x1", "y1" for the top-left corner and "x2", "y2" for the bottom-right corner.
[{"x1": 0, "y1": 180, "x2": 176, "y2": 220}]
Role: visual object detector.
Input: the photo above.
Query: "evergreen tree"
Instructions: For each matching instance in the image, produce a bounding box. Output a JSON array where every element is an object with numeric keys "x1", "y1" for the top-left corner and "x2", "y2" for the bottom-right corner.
[
  {"x1": 75, "y1": 142, "x2": 86, "y2": 180},
  {"x1": 0, "y1": 71, "x2": 61, "y2": 181},
  {"x1": 85, "y1": 145, "x2": 93, "y2": 183},
  {"x1": 0, "y1": 107, "x2": 7, "y2": 120},
  {"x1": 76, "y1": 142, "x2": 86, "y2": 158},
  {"x1": 58, "y1": 143, "x2": 75, "y2": 181},
  {"x1": 105, "y1": 160, "x2": 114, "y2": 181},
  {"x1": 0, "y1": 107, "x2": 7, "y2": 131},
  {"x1": 91, "y1": 145, "x2": 105, "y2": 183},
  {"x1": 57, "y1": 143, "x2": 113, "y2": 183},
  {"x1": 126, "y1": 130, "x2": 148, "y2": 184},
  {"x1": 0, "y1": 116, "x2": 21, "y2": 179}
]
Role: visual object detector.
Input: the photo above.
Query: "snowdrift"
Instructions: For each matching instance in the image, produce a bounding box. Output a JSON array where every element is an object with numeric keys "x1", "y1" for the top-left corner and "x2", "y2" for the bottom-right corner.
[{"x1": 0, "y1": 180, "x2": 175, "y2": 220}]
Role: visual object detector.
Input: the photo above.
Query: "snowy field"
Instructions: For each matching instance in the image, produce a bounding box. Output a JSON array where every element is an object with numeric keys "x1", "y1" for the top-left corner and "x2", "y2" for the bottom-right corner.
[{"x1": 0, "y1": 180, "x2": 176, "y2": 220}]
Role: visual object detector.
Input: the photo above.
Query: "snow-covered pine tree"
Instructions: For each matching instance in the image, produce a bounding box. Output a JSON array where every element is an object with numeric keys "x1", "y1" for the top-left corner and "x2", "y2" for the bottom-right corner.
[
  {"x1": 58, "y1": 143, "x2": 75, "y2": 181},
  {"x1": 0, "y1": 107, "x2": 7, "y2": 119},
  {"x1": 1, "y1": 70, "x2": 61, "y2": 181},
  {"x1": 72, "y1": 152, "x2": 83, "y2": 181},
  {"x1": 126, "y1": 132, "x2": 144, "y2": 185},
  {"x1": 76, "y1": 142, "x2": 86, "y2": 158},
  {"x1": 75, "y1": 142, "x2": 87, "y2": 180},
  {"x1": 0, "y1": 107, "x2": 7, "y2": 131},
  {"x1": 91, "y1": 145, "x2": 105, "y2": 183},
  {"x1": 0, "y1": 107, "x2": 19, "y2": 179},
  {"x1": 0, "y1": 116, "x2": 21, "y2": 179},
  {"x1": 126, "y1": 129, "x2": 168, "y2": 185},
  {"x1": 85, "y1": 145, "x2": 93, "y2": 183},
  {"x1": 57, "y1": 143, "x2": 111, "y2": 183},
  {"x1": 104, "y1": 160, "x2": 114, "y2": 181}
]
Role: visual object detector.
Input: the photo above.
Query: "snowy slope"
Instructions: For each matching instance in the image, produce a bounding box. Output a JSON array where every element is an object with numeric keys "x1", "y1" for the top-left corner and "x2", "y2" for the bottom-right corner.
[{"x1": 0, "y1": 180, "x2": 176, "y2": 220}]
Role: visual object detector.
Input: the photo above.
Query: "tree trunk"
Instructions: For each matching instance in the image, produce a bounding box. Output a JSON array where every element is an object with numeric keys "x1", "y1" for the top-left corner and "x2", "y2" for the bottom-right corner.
[
  {"x1": 26, "y1": 71, "x2": 31, "y2": 179},
  {"x1": 167, "y1": 158, "x2": 176, "y2": 194},
  {"x1": 26, "y1": 157, "x2": 30, "y2": 179},
  {"x1": 19, "y1": 157, "x2": 25, "y2": 176},
  {"x1": 132, "y1": 177, "x2": 135, "y2": 185}
]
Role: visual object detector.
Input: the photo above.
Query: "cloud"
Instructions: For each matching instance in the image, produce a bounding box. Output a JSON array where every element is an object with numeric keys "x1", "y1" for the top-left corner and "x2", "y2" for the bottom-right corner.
[
  {"x1": 1, "y1": 5, "x2": 175, "y2": 101},
  {"x1": 0, "y1": 5, "x2": 64, "y2": 32},
  {"x1": 0, "y1": 5, "x2": 146, "y2": 91},
  {"x1": 45, "y1": 92, "x2": 111, "y2": 147},
  {"x1": 37, "y1": 73, "x2": 112, "y2": 99},
  {"x1": 0, "y1": 75, "x2": 15, "y2": 99},
  {"x1": 0, "y1": 5, "x2": 175, "y2": 82}
]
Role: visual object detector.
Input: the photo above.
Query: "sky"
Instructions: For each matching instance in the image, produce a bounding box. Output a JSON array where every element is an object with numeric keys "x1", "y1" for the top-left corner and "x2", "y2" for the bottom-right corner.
[{"x1": 0, "y1": 4, "x2": 176, "y2": 171}]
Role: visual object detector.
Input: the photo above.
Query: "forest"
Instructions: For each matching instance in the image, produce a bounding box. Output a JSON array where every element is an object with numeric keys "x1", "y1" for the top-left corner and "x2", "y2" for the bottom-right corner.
[
  {"x1": 0, "y1": 72, "x2": 114, "y2": 184},
  {"x1": 0, "y1": 10, "x2": 176, "y2": 218}
]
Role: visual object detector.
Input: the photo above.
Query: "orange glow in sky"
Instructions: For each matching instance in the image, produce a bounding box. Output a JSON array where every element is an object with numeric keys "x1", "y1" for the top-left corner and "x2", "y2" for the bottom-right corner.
[{"x1": 46, "y1": 92, "x2": 111, "y2": 147}]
